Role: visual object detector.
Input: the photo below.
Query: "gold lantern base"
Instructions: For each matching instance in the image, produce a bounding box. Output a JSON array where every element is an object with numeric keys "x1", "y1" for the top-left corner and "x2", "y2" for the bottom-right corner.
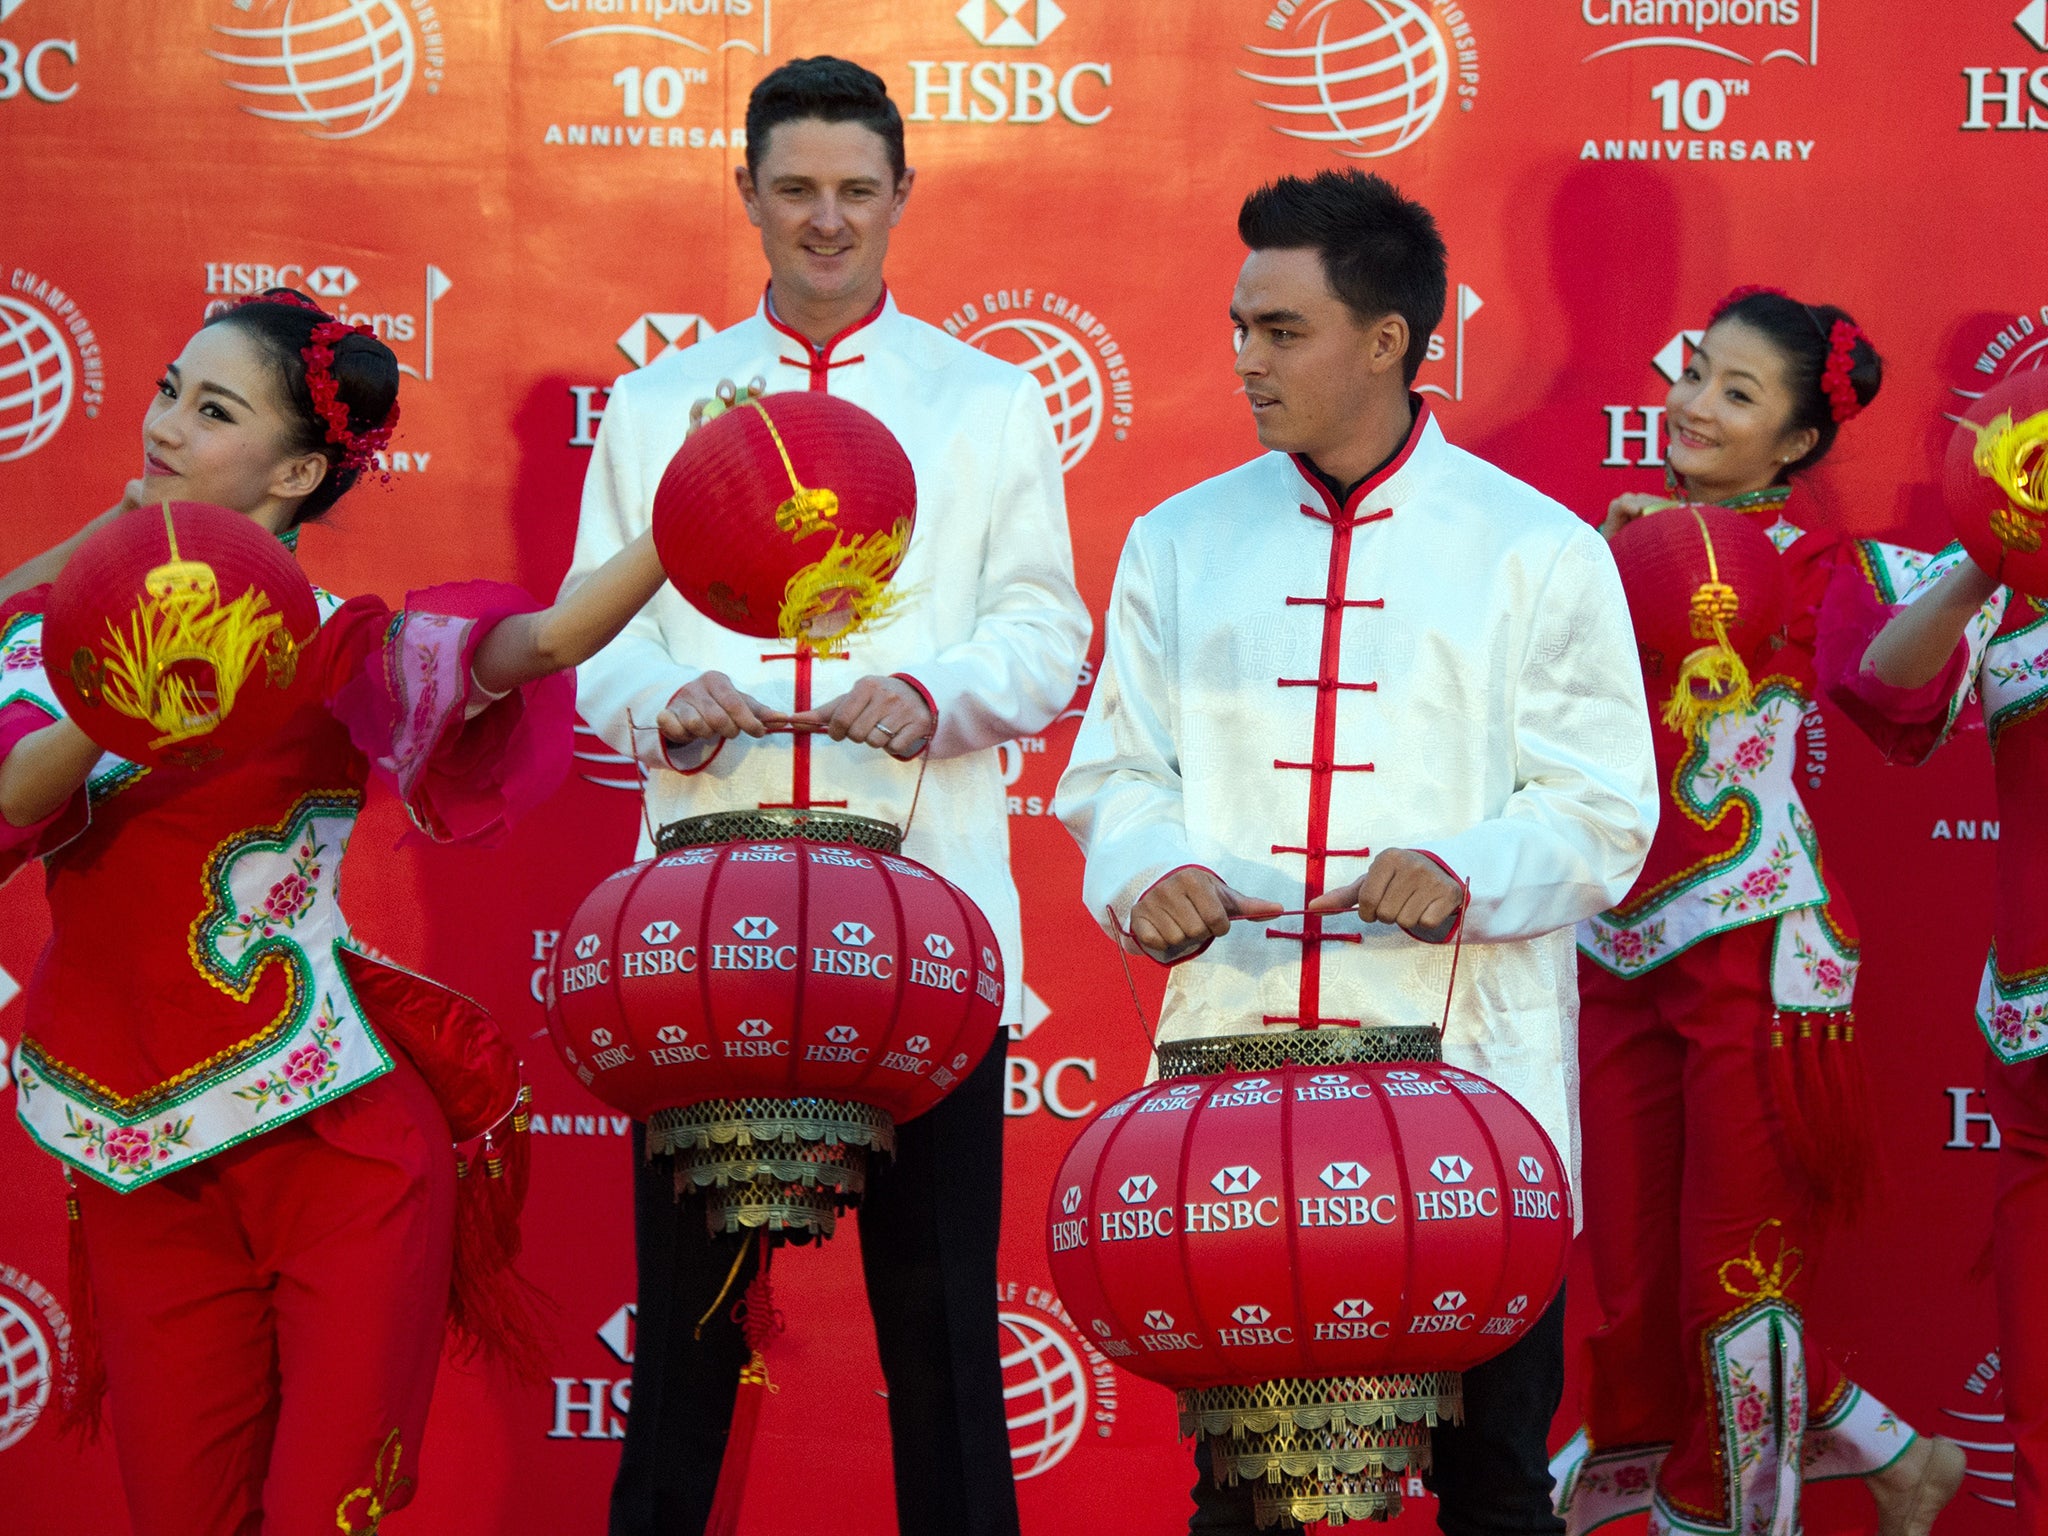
[
  {"x1": 1179, "y1": 1373, "x2": 1464, "y2": 1528},
  {"x1": 648, "y1": 1096, "x2": 896, "y2": 1238},
  {"x1": 1163, "y1": 1029, "x2": 1457, "y2": 1527}
]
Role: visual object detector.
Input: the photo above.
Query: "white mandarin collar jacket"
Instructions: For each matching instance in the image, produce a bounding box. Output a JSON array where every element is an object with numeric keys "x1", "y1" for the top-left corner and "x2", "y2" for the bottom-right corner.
[
  {"x1": 564, "y1": 292, "x2": 1091, "y2": 1023},
  {"x1": 1054, "y1": 407, "x2": 1657, "y2": 1189}
]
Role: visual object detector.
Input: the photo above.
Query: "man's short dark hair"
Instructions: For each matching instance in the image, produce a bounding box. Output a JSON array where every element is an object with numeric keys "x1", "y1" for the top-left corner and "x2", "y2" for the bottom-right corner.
[
  {"x1": 745, "y1": 56, "x2": 905, "y2": 181},
  {"x1": 1237, "y1": 170, "x2": 1447, "y2": 384}
]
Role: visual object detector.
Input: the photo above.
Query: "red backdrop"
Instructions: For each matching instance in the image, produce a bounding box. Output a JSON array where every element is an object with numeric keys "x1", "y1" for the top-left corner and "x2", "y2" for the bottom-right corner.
[{"x1": 0, "y1": 2, "x2": 2039, "y2": 1531}]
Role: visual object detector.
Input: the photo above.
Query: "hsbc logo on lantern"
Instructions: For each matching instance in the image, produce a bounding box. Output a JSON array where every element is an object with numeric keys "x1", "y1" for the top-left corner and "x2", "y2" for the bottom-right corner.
[
  {"x1": 640, "y1": 920, "x2": 679, "y2": 945},
  {"x1": 832, "y1": 921, "x2": 873, "y2": 947},
  {"x1": 1317, "y1": 1295, "x2": 1391, "y2": 1341},
  {"x1": 1118, "y1": 1175, "x2": 1157, "y2": 1205},
  {"x1": 1210, "y1": 1165, "x2": 1261, "y2": 1195},
  {"x1": 1518, "y1": 1155, "x2": 1546, "y2": 1183},
  {"x1": 1061, "y1": 1184, "x2": 1083, "y2": 1214},
  {"x1": 1142, "y1": 1309, "x2": 1175, "y2": 1331},
  {"x1": 1210, "y1": 1076, "x2": 1281, "y2": 1108},
  {"x1": 1319, "y1": 1161, "x2": 1368, "y2": 1190},
  {"x1": 1410, "y1": 1289, "x2": 1476, "y2": 1335},
  {"x1": 1218, "y1": 1300, "x2": 1293, "y2": 1347},
  {"x1": 907, "y1": 0, "x2": 1112, "y2": 126},
  {"x1": 1240, "y1": 0, "x2": 1480, "y2": 162},
  {"x1": 1417, "y1": 1154, "x2": 1499, "y2": 1222},
  {"x1": 1229, "y1": 1304, "x2": 1271, "y2": 1326},
  {"x1": 655, "y1": 1026, "x2": 688, "y2": 1045},
  {"x1": 1186, "y1": 1166, "x2": 1280, "y2": 1234},
  {"x1": 910, "y1": 933, "x2": 969, "y2": 993},
  {"x1": 736, "y1": 1019, "x2": 773, "y2": 1038}
]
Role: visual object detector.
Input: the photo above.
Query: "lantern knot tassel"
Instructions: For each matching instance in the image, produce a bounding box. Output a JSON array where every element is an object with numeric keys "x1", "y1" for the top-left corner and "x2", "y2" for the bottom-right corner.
[
  {"x1": 1660, "y1": 511, "x2": 1757, "y2": 739},
  {"x1": 1969, "y1": 406, "x2": 2048, "y2": 556},
  {"x1": 779, "y1": 517, "x2": 914, "y2": 649}
]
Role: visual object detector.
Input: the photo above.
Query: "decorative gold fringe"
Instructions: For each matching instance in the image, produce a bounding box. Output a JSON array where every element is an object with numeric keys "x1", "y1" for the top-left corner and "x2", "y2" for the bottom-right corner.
[
  {"x1": 1659, "y1": 508, "x2": 1757, "y2": 739},
  {"x1": 1968, "y1": 406, "x2": 2048, "y2": 554},
  {"x1": 778, "y1": 516, "x2": 914, "y2": 649}
]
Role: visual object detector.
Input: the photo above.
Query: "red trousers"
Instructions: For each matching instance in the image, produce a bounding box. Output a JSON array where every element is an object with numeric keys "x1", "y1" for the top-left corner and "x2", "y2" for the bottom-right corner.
[
  {"x1": 75, "y1": 1055, "x2": 455, "y2": 1536},
  {"x1": 1990, "y1": 1054, "x2": 2048, "y2": 1534},
  {"x1": 1570, "y1": 922, "x2": 1914, "y2": 1535}
]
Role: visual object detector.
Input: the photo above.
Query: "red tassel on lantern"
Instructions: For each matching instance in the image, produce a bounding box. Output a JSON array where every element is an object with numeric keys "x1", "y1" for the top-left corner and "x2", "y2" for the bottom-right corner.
[
  {"x1": 705, "y1": 1232, "x2": 782, "y2": 1536},
  {"x1": 59, "y1": 1181, "x2": 106, "y2": 1440}
]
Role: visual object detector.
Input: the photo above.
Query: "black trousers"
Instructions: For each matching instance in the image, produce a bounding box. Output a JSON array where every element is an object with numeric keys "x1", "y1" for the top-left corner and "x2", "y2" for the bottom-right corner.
[
  {"x1": 1189, "y1": 1289, "x2": 1568, "y2": 1536},
  {"x1": 608, "y1": 1037, "x2": 1020, "y2": 1536}
]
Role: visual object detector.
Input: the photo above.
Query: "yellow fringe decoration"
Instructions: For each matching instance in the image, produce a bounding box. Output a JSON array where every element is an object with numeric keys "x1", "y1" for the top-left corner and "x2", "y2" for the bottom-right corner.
[
  {"x1": 77, "y1": 504, "x2": 299, "y2": 750},
  {"x1": 779, "y1": 517, "x2": 913, "y2": 650},
  {"x1": 1659, "y1": 507, "x2": 1758, "y2": 740},
  {"x1": 1967, "y1": 405, "x2": 2048, "y2": 555}
]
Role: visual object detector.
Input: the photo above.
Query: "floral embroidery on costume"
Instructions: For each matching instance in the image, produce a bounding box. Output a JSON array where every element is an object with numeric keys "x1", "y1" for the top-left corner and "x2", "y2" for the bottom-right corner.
[
  {"x1": 231, "y1": 1000, "x2": 344, "y2": 1114},
  {"x1": 218, "y1": 828, "x2": 328, "y2": 942},
  {"x1": 1704, "y1": 834, "x2": 1797, "y2": 915},
  {"x1": 61, "y1": 1106, "x2": 195, "y2": 1180}
]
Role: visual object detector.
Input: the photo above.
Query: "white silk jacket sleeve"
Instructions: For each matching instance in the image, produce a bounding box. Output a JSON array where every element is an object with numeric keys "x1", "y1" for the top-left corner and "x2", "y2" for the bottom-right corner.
[
  {"x1": 1410, "y1": 528, "x2": 1660, "y2": 942},
  {"x1": 1057, "y1": 523, "x2": 1200, "y2": 936},
  {"x1": 561, "y1": 372, "x2": 692, "y2": 769},
  {"x1": 903, "y1": 379, "x2": 1091, "y2": 759}
]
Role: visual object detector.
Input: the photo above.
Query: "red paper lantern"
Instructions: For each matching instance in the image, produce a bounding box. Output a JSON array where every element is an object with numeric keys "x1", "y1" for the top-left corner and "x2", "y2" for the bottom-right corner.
[
  {"x1": 1046, "y1": 1030, "x2": 1570, "y2": 1527},
  {"x1": 652, "y1": 391, "x2": 917, "y2": 649},
  {"x1": 44, "y1": 501, "x2": 319, "y2": 770},
  {"x1": 1946, "y1": 367, "x2": 2048, "y2": 600},
  {"x1": 546, "y1": 811, "x2": 1002, "y2": 1233},
  {"x1": 1610, "y1": 504, "x2": 1788, "y2": 737}
]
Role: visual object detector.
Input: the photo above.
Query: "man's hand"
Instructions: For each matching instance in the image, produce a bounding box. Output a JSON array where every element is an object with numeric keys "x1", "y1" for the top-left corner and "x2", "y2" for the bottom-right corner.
[
  {"x1": 656, "y1": 671, "x2": 781, "y2": 745},
  {"x1": 686, "y1": 377, "x2": 767, "y2": 438},
  {"x1": 1128, "y1": 868, "x2": 1285, "y2": 964},
  {"x1": 1308, "y1": 849, "x2": 1465, "y2": 943},
  {"x1": 1598, "y1": 492, "x2": 1671, "y2": 542},
  {"x1": 789, "y1": 675, "x2": 935, "y2": 758}
]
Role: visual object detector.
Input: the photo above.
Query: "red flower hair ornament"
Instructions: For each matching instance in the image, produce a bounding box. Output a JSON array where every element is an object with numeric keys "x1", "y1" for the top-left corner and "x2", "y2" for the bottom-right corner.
[{"x1": 234, "y1": 292, "x2": 400, "y2": 478}]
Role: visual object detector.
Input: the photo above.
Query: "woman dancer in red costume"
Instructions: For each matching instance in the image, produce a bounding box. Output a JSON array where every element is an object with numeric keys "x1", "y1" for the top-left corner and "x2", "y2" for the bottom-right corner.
[
  {"x1": 0, "y1": 290, "x2": 666, "y2": 1535},
  {"x1": 1554, "y1": 288, "x2": 1965, "y2": 1536},
  {"x1": 1819, "y1": 471, "x2": 2043, "y2": 1530}
]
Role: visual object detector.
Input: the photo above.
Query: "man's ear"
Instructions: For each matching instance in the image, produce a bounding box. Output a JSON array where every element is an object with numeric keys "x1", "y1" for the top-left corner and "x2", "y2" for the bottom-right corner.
[
  {"x1": 1369, "y1": 312, "x2": 1410, "y2": 378},
  {"x1": 735, "y1": 164, "x2": 763, "y2": 228}
]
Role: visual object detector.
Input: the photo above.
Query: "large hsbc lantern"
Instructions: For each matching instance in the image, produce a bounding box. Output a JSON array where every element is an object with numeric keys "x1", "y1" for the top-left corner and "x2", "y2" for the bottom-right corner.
[
  {"x1": 1046, "y1": 1028, "x2": 1569, "y2": 1529},
  {"x1": 548, "y1": 810, "x2": 1004, "y2": 1234}
]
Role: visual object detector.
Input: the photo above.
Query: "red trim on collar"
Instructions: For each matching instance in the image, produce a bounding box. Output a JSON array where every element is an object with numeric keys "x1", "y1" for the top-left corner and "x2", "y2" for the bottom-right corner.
[
  {"x1": 763, "y1": 285, "x2": 888, "y2": 391},
  {"x1": 1290, "y1": 396, "x2": 1431, "y2": 518}
]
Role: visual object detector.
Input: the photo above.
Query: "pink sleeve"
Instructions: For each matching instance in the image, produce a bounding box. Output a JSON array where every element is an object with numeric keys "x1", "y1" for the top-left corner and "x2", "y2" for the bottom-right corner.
[
  {"x1": 1814, "y1": 561, "x2": 1976, "y2": 767},
  {"x1": 328, "y1": 581, "x2": 574, "y2": 844},
  {"x1": 0, "y1": 699, "x2": 89, "y2": 884}
]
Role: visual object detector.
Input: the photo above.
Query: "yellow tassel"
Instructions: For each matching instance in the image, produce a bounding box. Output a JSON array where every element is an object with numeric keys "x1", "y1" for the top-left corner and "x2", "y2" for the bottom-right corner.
[
  {"x1": 1968, "y1": 406, "x2": 2048, "y2": 554},
  {"x1": 1658, "y1": 507, "x2": 1757, "y2": 739},
  {"x1": 778, "y1": 517, "x2": 914, "y2": 650}
]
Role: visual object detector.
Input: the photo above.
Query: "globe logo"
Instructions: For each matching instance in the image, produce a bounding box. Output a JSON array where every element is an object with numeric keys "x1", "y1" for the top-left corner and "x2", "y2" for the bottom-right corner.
[
  {"x1": 999, "y1": 1309, "x2": 1090, "y2": 1479},
  {"x1": 0, "y1": 296, "x2": 74, "y2": 463},
  {"x1": 967, "y1": 316, "x2": 1103, "y2": 473},
  {"x1": 0, "y1": 1292, "x2": 52, "y2": 1452},
  {"x1": 208, "y1": 0, "x2": 417, "y2": 140},
  {"x1": 1240, "y1": 0, "x2": 1450, "y2": 160}
]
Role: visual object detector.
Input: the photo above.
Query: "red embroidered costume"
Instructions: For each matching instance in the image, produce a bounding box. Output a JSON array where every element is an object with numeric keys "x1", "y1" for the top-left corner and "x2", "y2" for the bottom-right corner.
[{"x1": 0, "y1": 576, "x2": 570, "y2": 1536}]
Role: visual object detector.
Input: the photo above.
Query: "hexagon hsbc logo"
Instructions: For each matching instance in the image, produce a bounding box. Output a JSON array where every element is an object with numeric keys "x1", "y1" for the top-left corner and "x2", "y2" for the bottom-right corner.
[
  {"x1": 1118, "y1": 1174, "x2": 1158, "y2": 1205},
  {"x1": 1386, "y1": 1069, "x2": 1423, "y2": 1081},
  {"x1": 208, "y1": 0, "x2": 438, "y2": 141},
  {"x1": 1334, "y1": 1297, "x2": 1374, "y2": 1320},
  {"x1": 1232, "y1": 1077, "x2": 1271, "y2": 1092},
  {"x1": 1310, "y1": 1072, "x2": 1348, "y2": 1085},
  {"x1": 589, "y1": 1028, "x2": 614, "y2": 1048},
  {"x1": 1240, "y1": 0, "x2": 1478, "y2": 162},
  {"x1": 734, "y1": 916, "x2": 778, "y2": 940},
  {"x1": 1089, "y1": 1318, "x2": 1112, "y2": 1338},
  {"x1": 1506, "y1": 1294, "x2": 1529, "y2": 1316},
  {"x1": 1518, "y1": 1155, "x2": 1546, "y2": 1183},
  {"x1": 655, "y1": 1025, "x2": 689, "y2": 1046},
  {"x1": 640, "y1": 920, "x2": 680, "y2": 946},
  {"x1": 1320, "y1": 1160, "x2": 1369, "y2": 1190},
  {"x1": 303, "y1": 265, "x2": 360, "y2": 299},
  {"x1": 0, "y1": 270, "x2": 102, "y2": 463},
  {"x1": 832, "y1": 921, "x2": 873, "y2": 947},
  {"x1": 952, "y1": 1052, "x2": 970, "y2": 1070},
  {"x1": 957, "y1": 0, "x2": 1065, "y2": 45},
  {"x1": 982, "y1": 946, "x2": 1000, "y2": 972},
  {"x1": 1230, "y1": 1303, "x2": 1272, "y2": 1326},
  {"x1": 573, "y1": 934, "x2": 602, "y2": 960},
  {"x1": 1430, "y1": 1154, "x2": 1474, "y2": 1185},
  {"x1": 924, "y1": 933, "x2": 955, "y2": 960},
  {"x1": 904, "y1": 1034, "x2": 932, "y2": 1054},
  {"x1": 617, "y1": 312, "x2": 717, "y2": 369},
  {"x1": 1211, "y1": 1165, "x2": 1261, "y2": 1195},
  {"x1": 736, "y1": 1018, "x2": 773, "y2": 1038},
  {"x1": 1060, "y1": 1184, "x2": 1083, "y2": 1215},
  {"x1": 824, "y1": 1025, "x2": 860, "y2": 1045},
  {"x1": 1142, "y1": 1308, "x2": 1176, "y2": 1331},
  {"x1": 1434, "y1": 1289, "x2": 1468, "y2": 1312}
]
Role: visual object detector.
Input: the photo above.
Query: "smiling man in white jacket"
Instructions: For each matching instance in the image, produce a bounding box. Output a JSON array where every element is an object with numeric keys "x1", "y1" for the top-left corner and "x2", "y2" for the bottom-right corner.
[
  {"x1": 1054, "y1": 171, "x2": 1656, "y2": 1536},
  {"x1": 563, "y1": 57, "x2": 1089, "y2": 1536}
]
